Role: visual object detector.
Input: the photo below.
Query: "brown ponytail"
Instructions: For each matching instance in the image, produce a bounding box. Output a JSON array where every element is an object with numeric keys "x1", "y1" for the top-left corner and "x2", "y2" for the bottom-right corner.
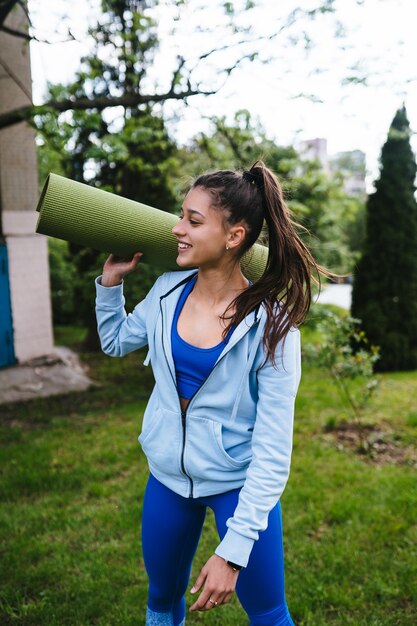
[{"x1": 193, "y1": 160, "x2": 343, "y2": 368}]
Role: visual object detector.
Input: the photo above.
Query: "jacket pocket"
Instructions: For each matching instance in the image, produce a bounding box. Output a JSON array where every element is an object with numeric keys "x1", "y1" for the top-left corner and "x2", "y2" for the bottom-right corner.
[
  {"x1": 185, "y1": 415, "x2": 251, "y2": 483},
  {"x1": 139, "y1": 408, "x2": 182, "y2": 475}
]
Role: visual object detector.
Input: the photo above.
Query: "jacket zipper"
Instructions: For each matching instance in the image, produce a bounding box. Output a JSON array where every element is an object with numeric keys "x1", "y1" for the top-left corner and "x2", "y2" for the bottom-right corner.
[
  {"x1": 159, "y1": 290, "x2": 261, "y2": 499},
  {"x1": 180, "y1": 409, "x2": 194, "y2": 497},
  {"x1": 159, "y1": 298, "x2": 195, "y2": 497}
]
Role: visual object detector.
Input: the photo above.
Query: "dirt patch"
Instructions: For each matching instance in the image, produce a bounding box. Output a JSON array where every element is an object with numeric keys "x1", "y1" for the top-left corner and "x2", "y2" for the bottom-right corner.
[{"x1": 322, "y1": 420, "x2": 417, "y2": 466}]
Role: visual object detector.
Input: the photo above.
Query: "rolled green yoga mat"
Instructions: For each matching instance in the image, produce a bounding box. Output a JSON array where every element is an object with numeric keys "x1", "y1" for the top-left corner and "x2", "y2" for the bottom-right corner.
[{"x1": 36, "y1": 173, "x2": 268, "y2": 281}]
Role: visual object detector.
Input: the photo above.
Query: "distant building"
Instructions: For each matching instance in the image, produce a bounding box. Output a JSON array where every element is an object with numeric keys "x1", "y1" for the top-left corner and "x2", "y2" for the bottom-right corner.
[
  {"x1": 330, "y1": 149, "x2": 367, "y2": 198},
  {"x1": 298, "y1": 138, "x2": 367, "y2": 198},
  {"x1": 298, "y1": 138, "x2": 329, "y2": 173}
]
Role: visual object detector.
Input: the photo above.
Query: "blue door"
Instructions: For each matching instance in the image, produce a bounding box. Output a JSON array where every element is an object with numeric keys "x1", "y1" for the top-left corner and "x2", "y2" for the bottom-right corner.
[{"x1": 0, "y1": 243, "x2": 15, "y2": 368}]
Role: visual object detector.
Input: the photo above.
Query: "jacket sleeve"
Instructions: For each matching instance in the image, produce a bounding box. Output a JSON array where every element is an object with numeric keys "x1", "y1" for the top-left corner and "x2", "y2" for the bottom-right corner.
[
  {"x1": 214, "y1": 326, "x2": 301, "y2": 568},
  {"x1": 95, "y1": 274, "x2": 164, "y2": 357}
]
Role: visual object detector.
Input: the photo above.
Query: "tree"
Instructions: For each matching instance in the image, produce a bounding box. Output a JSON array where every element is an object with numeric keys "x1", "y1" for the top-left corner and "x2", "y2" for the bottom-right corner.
[
  {"x1": 0, "y1": 0, "x2": 76, "y2": 43},
  {"x1": 36, "y1": 0, "x2": 182, "y2": 350},
  {"x1": 351, "y1": 105, "x2": 417, "y2": 372},
  {"x1": 1, "y1": 0, "x2": 387, "y2": 130}
]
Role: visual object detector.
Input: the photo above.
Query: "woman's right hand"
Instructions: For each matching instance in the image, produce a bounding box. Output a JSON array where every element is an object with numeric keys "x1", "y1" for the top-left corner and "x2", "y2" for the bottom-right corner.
[{"x1": 101, "y1": 251, "x2": 143, "y2": 287}]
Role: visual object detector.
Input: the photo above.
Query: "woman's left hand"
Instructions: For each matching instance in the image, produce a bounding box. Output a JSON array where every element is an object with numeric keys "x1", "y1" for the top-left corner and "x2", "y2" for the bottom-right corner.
[{"x1": 189, "y1": 554, "x2": 240, "y2": 611}]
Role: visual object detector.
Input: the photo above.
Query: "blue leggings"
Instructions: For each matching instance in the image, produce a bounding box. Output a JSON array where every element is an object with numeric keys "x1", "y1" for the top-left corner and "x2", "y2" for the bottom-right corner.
[{"x1": 141, "y1": 473, "x2": 295, "y2": 626}]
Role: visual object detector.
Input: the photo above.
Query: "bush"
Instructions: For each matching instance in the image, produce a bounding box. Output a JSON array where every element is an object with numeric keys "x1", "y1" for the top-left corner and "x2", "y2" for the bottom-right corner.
[{"x1": 303, "y1": 308, "x2": 381, "y2": 423}]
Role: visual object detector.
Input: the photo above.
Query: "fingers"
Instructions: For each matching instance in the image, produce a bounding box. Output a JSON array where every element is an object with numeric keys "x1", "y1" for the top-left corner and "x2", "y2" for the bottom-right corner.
[
  {"x1": 223, "y1": 591, "x2": 233, "y2": 605},
  {"x1": 110, "y1": 251, "x2": 143, "y2": 266},
  {"x1": 190, "y1": 591, "x2": 229, "y2": 612},
  {"x1": 190, "y1": 593, "x2": 219, "y2": 612},
  {"x1": 189, "y1": 555, "x2": 238, "y2": 612},
  {"x1": 127, "y1": 251, "x2": 143, "y2": 270},
  {"x1": 190, "y1": 569, "x2": 206, "y2": 596},
  {"x1": 103, "y1": 251, "x2": 143, "y2": 279},
  {"x1": 190, "y1": 577, "x2": 229, "y2": 611},
  {"x1": 189, "y1": 585, "x2": 212, "y2": 611},
  {"x1": 204, "y1": 595, "x2": 222, "y2": 610}
]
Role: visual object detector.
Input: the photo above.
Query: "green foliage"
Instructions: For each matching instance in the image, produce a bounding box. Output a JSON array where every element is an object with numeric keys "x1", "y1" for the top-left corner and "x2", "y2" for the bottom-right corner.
[
  {"x1": 342, "y1": 199, "x2": 367, "y2": 260},
  {"x1": 351, "y1": 106, "x2": 417, "y2": 371},
  {"x1": 286, "y1": 160, "x2": 362, "y2": 274},
  {"x1": 47, "y1": 238, "x2": 77, "y2": 325},
  {"x1": 303, "y1": 307, "x2": 380, "y2": 424},
  {"x1": 177, "y1": 110, "x2": 281, "y2": 177}
]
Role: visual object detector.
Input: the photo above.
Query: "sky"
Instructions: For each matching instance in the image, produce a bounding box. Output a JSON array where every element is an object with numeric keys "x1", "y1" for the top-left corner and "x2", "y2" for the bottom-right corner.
[{"x1": 28, "y1": 0, "x2": 417, "y2": 189}]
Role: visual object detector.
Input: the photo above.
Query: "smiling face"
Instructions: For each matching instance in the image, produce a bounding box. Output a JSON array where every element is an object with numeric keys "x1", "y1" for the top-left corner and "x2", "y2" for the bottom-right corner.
[{"x1": 171, "y1": 186, "x2": 245, "y2": 269}]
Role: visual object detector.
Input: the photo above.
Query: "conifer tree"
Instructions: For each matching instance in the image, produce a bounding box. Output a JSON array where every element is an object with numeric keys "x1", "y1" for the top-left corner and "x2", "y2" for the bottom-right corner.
[{"x1": 351, "y1": 105, "x2": 417, "y2": 371}]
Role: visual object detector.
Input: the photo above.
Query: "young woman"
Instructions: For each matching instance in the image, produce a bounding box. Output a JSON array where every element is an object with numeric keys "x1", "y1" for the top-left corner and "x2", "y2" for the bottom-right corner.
[{"x1": 95, "y1": 161, "x2": 336, "y2": 625}]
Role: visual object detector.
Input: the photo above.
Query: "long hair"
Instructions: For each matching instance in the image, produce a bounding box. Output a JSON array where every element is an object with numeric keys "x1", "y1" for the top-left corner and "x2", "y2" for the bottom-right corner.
[{"x1": 192, "y1": 160, "x2": 343, "y2": 367}]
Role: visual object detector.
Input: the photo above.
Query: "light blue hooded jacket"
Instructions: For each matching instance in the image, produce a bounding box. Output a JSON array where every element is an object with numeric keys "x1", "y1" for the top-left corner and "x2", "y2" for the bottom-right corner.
[{"x1": 95, "y1": 268, "x2": 302, "y2": 567}]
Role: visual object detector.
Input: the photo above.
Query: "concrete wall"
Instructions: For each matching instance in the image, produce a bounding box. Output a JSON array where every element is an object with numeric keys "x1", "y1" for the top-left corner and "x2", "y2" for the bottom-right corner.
[{"x1": 0, "y1": 3, "x2": 53, "y2": 362}]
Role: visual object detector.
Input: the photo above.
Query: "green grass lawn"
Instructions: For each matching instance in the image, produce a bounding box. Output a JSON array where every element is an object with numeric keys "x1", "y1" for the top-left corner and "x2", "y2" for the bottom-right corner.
[{"x1": 0, "y1": 324, "x2": 416, "y2": 625}]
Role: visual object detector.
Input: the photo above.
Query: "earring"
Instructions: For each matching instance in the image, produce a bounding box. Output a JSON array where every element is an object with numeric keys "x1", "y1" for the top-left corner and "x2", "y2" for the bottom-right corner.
[{"x1": 226, "y1": 244, "x2": 230, "y2": 250}]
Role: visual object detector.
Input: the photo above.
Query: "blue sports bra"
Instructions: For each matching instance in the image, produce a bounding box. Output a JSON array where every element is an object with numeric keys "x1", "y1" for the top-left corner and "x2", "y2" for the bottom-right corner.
[{"x1": 171, "y1": 274, "x2": 235, "y2": 400}]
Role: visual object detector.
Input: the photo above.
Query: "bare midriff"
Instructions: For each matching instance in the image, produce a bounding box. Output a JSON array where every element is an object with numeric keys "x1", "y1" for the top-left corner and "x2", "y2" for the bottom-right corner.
[{"x1": 180, "y1": 396, "x2": 190, "y2": 413}]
